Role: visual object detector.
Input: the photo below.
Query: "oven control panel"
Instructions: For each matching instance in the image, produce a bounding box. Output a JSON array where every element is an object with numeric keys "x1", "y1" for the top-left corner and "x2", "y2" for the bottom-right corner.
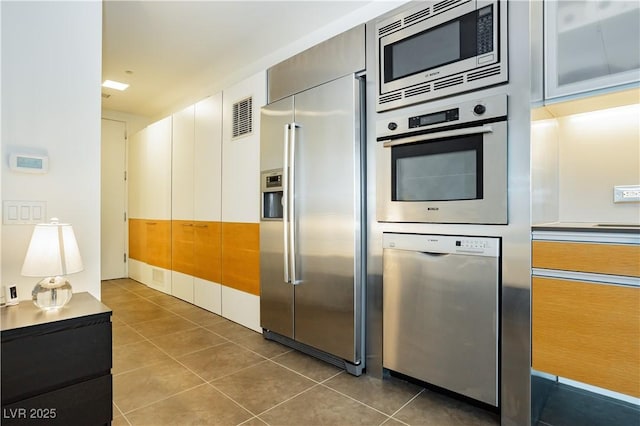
[{"x1": 376, "y1": 94, "x2": 507, "y2": 141}]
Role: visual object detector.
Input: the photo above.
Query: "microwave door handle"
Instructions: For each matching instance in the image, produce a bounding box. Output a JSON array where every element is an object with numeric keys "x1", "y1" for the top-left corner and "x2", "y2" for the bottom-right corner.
[
  {"x1": 282, "y1": 123, "x2": 290, "y2": 284},
  {"x1": 289, "y1": 123, "x2": 300, "y2": 285},
  {"x1": 382, "y1": 125, "x2": 493, "y2": 148}
]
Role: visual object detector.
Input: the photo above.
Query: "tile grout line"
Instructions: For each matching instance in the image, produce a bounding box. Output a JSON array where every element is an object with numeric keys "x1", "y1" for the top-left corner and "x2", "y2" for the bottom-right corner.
[
  {"x1": 385, "y1": 388, "x2": 425, "y2": 426},
  {"x1": 264, "y1": 354, "x2": 342, "y2": 385},
  {"x1": 316, "y1": 381, "x2": 395, "y2": 422},
  {"x1": 108, "y1": 281, "x2": 260, "y2": 415},
  {"x1": 120, "y1": 382, "x2": 211, "y2": 417},
  {"x1": 250, "y1": 382, "x2": 325, "y2": 419},
  {"x1": 237, "y1": 415, "x2": 268, "y2": 426},
  {"x1": 110, "y1": 281, "x2": 386, "y2": 425}
]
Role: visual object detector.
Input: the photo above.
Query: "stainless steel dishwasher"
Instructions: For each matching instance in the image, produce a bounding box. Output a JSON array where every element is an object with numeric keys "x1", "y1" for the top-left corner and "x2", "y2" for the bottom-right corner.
[{"x1": 383, "y1": 233, "x2": 500, "y2": 407}]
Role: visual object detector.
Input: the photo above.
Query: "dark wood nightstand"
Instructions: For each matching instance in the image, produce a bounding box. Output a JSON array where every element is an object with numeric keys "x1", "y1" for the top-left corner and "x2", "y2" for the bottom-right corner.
[{"x1": 1, "y1": 292, "x2": 112, "y2": 425}]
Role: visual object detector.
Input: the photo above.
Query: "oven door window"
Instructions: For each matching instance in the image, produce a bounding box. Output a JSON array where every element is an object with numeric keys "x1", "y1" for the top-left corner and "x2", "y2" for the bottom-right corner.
[{"x1": 391, "y1": 135, "x2": 483, "y2": 202}]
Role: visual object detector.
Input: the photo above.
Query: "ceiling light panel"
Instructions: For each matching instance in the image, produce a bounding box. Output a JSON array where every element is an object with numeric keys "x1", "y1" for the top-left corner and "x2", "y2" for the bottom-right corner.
[{"x1": 102, "y1": 80, "x2": 129, "y2": 91}]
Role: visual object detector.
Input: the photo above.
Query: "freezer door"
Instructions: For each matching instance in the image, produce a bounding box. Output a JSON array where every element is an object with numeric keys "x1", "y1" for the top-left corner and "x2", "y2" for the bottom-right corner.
[
  {"x1": 292, "y1": 75, "x2": 362, "y2": 363},
  {"x1": 260, "y1": 97, "x2": 294, "y2": 338}
]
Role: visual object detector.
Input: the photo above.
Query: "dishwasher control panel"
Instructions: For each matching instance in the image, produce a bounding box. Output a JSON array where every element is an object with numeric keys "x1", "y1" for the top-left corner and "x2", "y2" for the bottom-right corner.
[
  {"x1": 456, "y1": 239, "x2": 488, "y2": 249},
  {"x1": 383, "y1": 233, "x2": 500, "y2": 257}
]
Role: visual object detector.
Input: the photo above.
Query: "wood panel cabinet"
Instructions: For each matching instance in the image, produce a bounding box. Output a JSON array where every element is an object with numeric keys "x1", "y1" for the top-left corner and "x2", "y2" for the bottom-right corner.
[
  {"x1": 221, "y1": 222, "x2": 260, "y2": 296},
  {"x1": 532, "y1": 240, "x2": 640, "y2": 277},
  {"x1": 533, "y1": 276, "x2": 639, "y2": 397},
  {"x1": 171, "y1": 220, "x2": 195, "y2": 275},
  {"x1": 532, "y1": 232, "x2": 640, "y2": 398},
  {"x1": 129, "y1": 218, "x2": 171, "y2": 270},
  {"x1": 194, "y1": 221, "x2": 222, "y2": 283}
]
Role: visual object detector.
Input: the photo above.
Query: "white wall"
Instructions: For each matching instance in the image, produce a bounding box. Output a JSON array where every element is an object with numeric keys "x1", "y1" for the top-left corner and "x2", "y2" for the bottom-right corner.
[
  {"x1": 558, "y1": 104, "x2": 640, "y2": 223},
  {"x1": 532, "y1": 103, "x2": 640, "y2": 224},
  {"x1": 1, "y1": 2, "x2": 102, "y2": 300},
  {"x1": 162, "y1": 1, "x2": 408, "y2": 121},
  {"x1": 221, "y1": 71, "x2": 265, "y2": 224}
]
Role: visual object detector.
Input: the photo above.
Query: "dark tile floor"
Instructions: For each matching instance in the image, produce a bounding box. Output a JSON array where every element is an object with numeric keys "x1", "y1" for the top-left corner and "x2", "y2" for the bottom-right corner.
[{"x1": 104, "y1": 279, "x2": 499, "y2": 426}]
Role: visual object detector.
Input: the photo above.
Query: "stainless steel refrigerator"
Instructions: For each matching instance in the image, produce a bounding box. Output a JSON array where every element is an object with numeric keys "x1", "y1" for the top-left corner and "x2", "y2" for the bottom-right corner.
[{"x1": 260, "y1": 74, "x2": 364, "y2": 375}]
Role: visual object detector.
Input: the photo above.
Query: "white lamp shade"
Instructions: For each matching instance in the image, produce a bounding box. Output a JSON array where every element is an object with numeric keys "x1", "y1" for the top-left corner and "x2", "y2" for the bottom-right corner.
[{"x1": 21, "y1": 221, "x2": 84, "y2": 277}]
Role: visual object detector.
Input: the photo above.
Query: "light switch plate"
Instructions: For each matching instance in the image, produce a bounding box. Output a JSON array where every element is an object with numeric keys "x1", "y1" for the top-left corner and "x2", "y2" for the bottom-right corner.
[
  {"x1": 614, "y1": 185, "x2": 640, "y2": 203},
  {"x1": 3, "y1": 201, "x2": 47, "y2": 224}
]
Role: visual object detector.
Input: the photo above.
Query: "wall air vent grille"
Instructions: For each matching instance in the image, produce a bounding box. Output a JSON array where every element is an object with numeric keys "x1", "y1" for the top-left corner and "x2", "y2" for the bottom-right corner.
[
  {"x1": 467, "y1": 65, "x2": 502, "y2": 82},
  {"x1": 379, "y1": 20, "x2": 402, "y2": 36},
  {"x1": 433, "y1": 76, "x2": 464, "y2": 90},
  {"x1": 404, "y1": 8, "x2": 431, "y2": 25},
  {"x1": 379, "y1": 93, "x2": 403, "y2": 104},
  {"x1": 433, "y1": 0, "x2": 467, "y2": 14},
  {"x1": 405, "y1": 84, "x2": 432, "y2": 97},
  {"x1": 232, "y1": 96, "x2": 253, "y2": 139}
]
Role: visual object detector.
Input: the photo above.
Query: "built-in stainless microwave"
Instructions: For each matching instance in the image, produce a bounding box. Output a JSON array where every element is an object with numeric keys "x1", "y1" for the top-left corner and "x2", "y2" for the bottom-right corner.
[
  {"x1": 376, "y1": 0, "x2": 508, "y2": 111},
  {"x1": 376, "y1": 94, "x2": 507, "y2": 224}
]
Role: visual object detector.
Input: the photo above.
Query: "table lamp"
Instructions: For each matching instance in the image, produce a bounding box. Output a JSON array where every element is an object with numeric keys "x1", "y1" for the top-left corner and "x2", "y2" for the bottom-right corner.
[{"x1": 21, "y1": 218, "x2": 83, "y2": 310}]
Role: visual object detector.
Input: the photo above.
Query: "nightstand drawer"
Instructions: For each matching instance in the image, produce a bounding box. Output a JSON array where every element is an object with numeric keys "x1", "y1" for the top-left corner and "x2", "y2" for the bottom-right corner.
[
  {"x1": 1, "y1": 318, "x2": 111, "y2": 404},
  {"x1": 1, "y1": 374, "x2": 112, "y2": 426}
]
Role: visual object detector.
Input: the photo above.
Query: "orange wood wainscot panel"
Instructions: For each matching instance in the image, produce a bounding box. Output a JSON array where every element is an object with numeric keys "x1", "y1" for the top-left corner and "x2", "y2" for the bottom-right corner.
[
  {"x1": 194, "y1": 221, "x2": 222, "y2": 283},
  {"x1": 128, "y1": 219, "x2": 146, "y2": 262},
  {"x1": 532, "y1": 241, "x2": 640, "y2": 277},
  {"x1": 145, "y1": 220, "x2": 172, "y2": 270},
  {"x1": 171, "y1": 220, "x2": 195, "y2": 276},
  {"x1": 221, "y1": 222, "x2": 260, "y2": 295},
  {"x1": 532, "y1": 276, "x2": 640, "y2": 397}
]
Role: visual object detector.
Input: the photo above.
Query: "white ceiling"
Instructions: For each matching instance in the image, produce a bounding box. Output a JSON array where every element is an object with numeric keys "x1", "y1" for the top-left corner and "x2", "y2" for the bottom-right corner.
[{"x1": 102, "y1": 1, "x2": 374, "y2": 119}]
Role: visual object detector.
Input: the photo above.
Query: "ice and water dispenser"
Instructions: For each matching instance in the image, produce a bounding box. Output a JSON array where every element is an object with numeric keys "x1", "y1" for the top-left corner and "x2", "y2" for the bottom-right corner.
[{"x1": 261, "y1": 170, "x2": 283, "y2": 220}]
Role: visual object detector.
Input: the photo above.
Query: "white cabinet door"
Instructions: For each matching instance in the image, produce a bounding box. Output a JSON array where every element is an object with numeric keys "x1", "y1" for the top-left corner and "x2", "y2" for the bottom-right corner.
[
  {"x1": 172, "y1": 271, "x2": 194, "y2": 303},
  {"x1": 144, "y1": 116, "x2": 172, "y2": 220},
  {"x1": 194, "y1": 278, "x2": 222, "y2": 314},
  {"x1": 194, "y1": 94, "x2": 223, "y2": 221},
  {"x1": 545, "y1": 1, "x2": 640, "y2": 100},
  {"x1": 172, "y1": 105, "x2": 195, "y2": 220},
  {"x1": 128, "y1": 128, "x2": 145, "y2": 219}
]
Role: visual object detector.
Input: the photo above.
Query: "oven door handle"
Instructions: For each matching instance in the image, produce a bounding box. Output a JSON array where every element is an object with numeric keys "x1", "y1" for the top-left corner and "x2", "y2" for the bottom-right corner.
[{"x1": 382, "y1": 125, "x2": 493, "y2": 148}]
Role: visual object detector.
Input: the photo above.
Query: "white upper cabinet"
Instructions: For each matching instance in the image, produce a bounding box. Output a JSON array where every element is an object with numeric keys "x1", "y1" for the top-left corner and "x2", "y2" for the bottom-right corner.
[
  {"x1": 194, "y1": 94, "x2": 223, "y2": 221},
  {"x1": 545, "y1": 1, "x2": 640, "y2": 100},
  {"x1": 171, "y1": 95, "x2": 223, "y2": 222},
  {"x1": 172, "y1": 105, "x2": 196, "y2": 220},
  {"x1": 129, "y1": 116, "x2": 172, "y2": 220},
  {"x1": 128, "y1": 129, "x2": 144, "y2": 219},
  {"x1": 144, "y1": 116, "x2": 173, "y2": 220}
]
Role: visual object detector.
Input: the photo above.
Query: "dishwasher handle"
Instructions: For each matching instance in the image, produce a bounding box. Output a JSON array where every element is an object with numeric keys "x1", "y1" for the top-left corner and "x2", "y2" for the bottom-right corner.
[{"x1": 419, "y1": 251, "x2": 451, "y2": 257}]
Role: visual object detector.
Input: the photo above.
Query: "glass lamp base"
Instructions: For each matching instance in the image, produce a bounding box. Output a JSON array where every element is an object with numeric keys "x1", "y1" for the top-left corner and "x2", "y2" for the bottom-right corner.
[{"x1": 32, "y1": 276, "x2": 73, "y2": 311}]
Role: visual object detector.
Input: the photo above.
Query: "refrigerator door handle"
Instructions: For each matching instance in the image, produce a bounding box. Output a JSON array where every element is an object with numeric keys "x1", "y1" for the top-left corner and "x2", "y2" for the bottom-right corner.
[
  {"x1": 289, "y1": 122, "x2": 301, "y2": 285},
  {"x1": 282, "y1": 123, "x2": 291, "y2": 284}
]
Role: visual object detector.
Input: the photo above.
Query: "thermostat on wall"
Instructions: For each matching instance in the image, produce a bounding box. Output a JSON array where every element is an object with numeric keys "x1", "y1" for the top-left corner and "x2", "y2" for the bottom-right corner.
[{"x1": 9, "y1": 153, "x2": 49, "y2": 173}]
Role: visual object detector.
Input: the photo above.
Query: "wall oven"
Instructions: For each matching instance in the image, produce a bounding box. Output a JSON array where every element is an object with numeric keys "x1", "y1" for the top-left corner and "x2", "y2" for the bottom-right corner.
[
  {"x1": 377, "y1": 94, "x2": 507, "y2": 224},
  {"x1": 376, "y1": 0, "x2": 508, "y2": 111}
]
